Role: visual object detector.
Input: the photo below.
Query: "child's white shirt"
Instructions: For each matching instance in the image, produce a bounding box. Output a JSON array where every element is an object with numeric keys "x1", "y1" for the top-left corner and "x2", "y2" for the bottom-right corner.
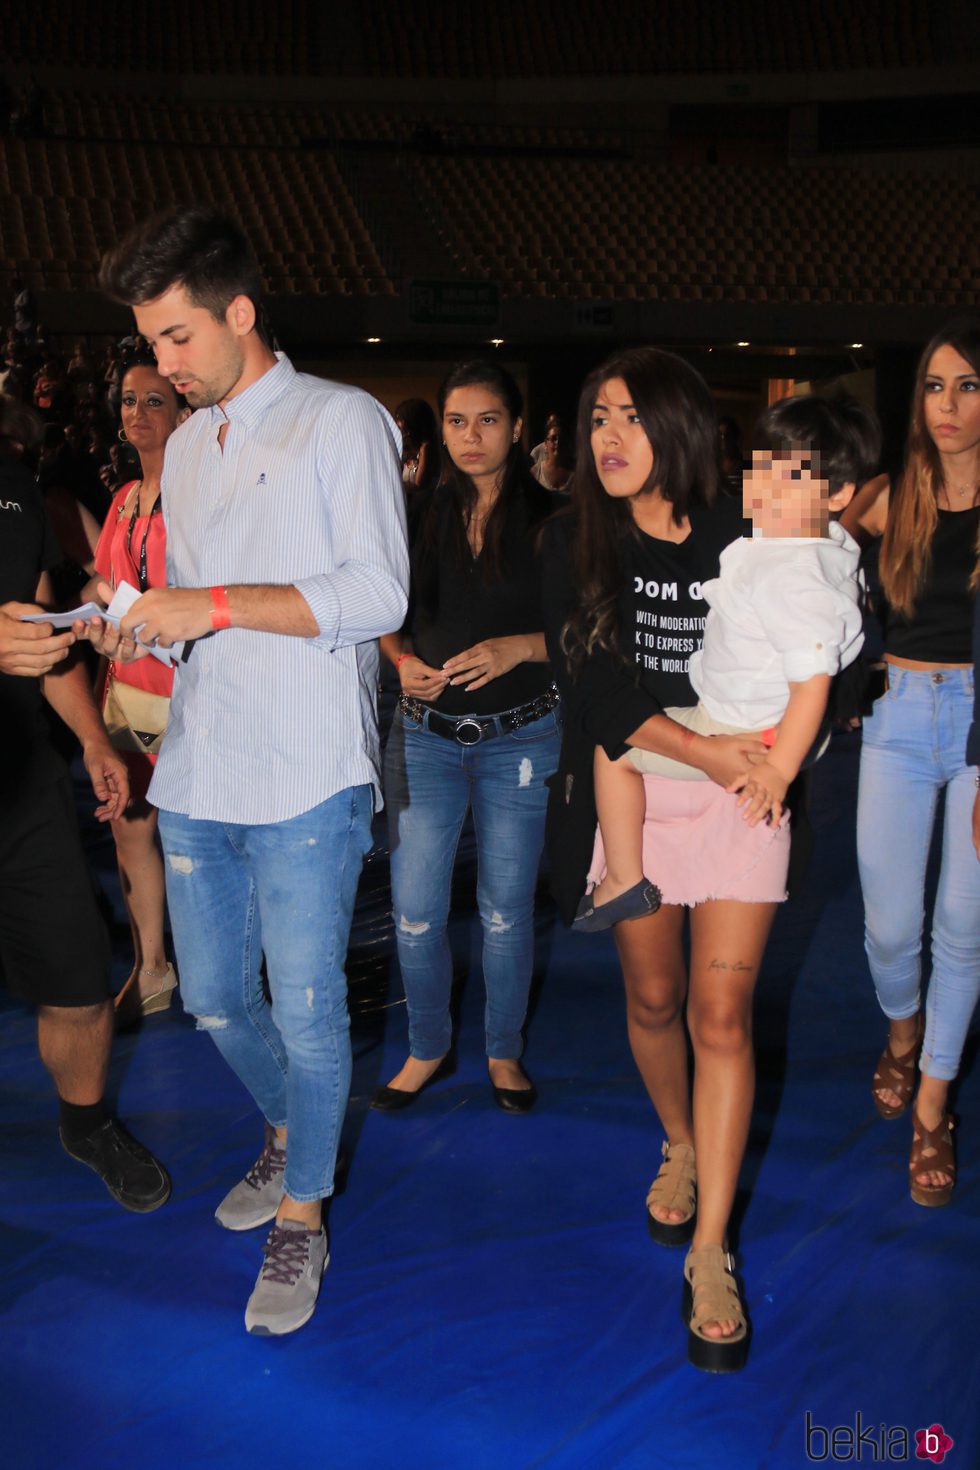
[{"x1": 688, "y1": 521, "x2": 864, "y2": 729}]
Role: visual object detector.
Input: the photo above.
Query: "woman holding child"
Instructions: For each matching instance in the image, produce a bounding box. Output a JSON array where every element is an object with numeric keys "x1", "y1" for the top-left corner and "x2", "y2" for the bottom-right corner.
[{"x1": 543, "y1": 348, "x2": 876, "y2": 1372}]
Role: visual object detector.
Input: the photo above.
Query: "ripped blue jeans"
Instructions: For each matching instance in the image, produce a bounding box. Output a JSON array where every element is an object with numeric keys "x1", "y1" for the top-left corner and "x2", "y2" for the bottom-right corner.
[
  {"x1": 384, "y1": 708, "x2": 560, "y2": 1060},
  {"x1": 158, "y1": 787, "x2": 373, "y2": 1202},
  {"x1": 857, "y1": 668, "x2": 980, "y2": 1081}
]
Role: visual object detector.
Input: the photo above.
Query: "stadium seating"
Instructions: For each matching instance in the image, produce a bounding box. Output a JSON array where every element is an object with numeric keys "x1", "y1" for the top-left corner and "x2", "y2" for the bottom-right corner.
[
  {"x1": 0, "y1": 1, "x2": 956, "y2": 76},
  {"x1": 2, "y1": 129, "x2": 976, "y2": 307}
]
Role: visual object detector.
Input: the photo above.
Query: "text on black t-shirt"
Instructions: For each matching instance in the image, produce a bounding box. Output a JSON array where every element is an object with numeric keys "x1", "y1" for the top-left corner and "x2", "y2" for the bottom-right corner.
[{"x1": 622, "y1": 530, "x2": 707, "y2": 707}]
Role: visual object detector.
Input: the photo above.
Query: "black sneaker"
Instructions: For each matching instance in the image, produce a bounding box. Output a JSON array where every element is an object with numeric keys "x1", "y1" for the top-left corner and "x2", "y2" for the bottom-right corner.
[{"x1": 60, "y1": 1118, "x2": 172, "y2": 1213}]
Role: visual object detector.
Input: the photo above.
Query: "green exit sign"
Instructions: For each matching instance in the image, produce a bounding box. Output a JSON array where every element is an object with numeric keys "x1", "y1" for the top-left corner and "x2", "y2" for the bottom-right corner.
[{"x1": 409, "y1": 280, "x2": 501, "y2": 327}]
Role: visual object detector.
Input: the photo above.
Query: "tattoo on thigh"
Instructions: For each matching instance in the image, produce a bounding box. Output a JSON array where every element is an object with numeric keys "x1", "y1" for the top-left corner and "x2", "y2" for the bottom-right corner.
[{"x1": 708, "y1": 958, "x2": 752, "y2": 973}]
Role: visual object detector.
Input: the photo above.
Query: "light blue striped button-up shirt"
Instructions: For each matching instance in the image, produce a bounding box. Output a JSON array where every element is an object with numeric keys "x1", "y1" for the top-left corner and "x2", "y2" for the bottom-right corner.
[{"x1": 148, "y1": 353, "x2": 409, "y2": 825}]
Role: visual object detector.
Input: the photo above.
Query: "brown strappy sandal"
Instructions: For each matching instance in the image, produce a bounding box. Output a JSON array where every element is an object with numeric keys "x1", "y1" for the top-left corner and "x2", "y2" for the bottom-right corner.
[
  {"x1": 646, "y1": 1140, "x2": 696, "y2": 1247},
  {"x1": 871, "y1": 1014, "x2": 923, "y2": 1119},
  {"x1": 681, "y1": 1244, "x2": 749, "y2": 1374},
  {"x1": 909, "y1": 1109, "x2": 956, "y2": 1208}
]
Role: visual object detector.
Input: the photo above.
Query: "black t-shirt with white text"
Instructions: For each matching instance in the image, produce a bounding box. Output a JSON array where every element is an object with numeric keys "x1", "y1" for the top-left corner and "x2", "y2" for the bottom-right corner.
[{"x1": 620, "y1": 529, "x2": 707, "y2": 708}]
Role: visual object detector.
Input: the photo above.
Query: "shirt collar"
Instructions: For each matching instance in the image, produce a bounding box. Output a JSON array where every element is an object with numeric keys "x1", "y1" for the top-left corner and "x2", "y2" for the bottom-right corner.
[
  {"x1": 749, "y1": 520, "x2": 846, "y2": 546},
  {"x1": 207, "y1": 351, "x2": 295, "y2": 430}
]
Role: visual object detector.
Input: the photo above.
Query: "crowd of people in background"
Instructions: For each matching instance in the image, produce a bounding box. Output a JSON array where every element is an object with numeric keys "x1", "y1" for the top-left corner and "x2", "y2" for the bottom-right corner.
[
  {"x1": 0, "y1": 226, "x2": 977, "y2": 1368},
  {"x1": 0, "y1": 293, "x2": 154, "y2": 599}
]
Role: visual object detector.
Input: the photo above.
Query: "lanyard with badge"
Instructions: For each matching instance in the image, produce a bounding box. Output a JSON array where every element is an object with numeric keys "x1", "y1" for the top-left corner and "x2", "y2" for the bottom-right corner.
[{"x1": 123, "y1": 481, "x2": 159, "y2": 593}]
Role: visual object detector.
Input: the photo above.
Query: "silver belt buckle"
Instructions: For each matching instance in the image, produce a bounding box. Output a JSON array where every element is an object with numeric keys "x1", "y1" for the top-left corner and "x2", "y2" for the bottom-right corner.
[{"x1": 454, "y1": 717, "x2": 484, "y2": 746}]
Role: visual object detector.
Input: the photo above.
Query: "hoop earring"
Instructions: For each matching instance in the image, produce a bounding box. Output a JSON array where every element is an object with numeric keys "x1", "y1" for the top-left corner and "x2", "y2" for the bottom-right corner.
[{"x1": 117, "y1": 428, "x2": 128, "y2": 444}]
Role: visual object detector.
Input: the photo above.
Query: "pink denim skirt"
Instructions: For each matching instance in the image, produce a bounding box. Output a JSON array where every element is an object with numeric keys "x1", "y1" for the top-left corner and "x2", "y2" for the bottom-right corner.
[{"x1": 587, "y1": 774, "x2": 790, "y2": 907}]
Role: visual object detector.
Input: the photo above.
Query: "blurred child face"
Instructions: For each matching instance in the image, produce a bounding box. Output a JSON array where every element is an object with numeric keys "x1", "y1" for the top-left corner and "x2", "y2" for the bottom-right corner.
[{"x1": 743, "y1": 447, "x2": 847, "y2": 538}]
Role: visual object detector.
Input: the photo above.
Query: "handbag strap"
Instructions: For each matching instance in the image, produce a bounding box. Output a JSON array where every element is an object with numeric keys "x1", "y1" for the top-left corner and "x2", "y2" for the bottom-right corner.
[{"x1": 118, "y1": 478, "x2": 142, "y2": 521}]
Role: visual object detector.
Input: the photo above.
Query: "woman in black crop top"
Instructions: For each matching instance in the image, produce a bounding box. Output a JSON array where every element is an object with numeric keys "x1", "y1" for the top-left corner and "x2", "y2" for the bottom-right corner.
[
  {"x1": 843, "y1": 319, "x2": 980, "y2": 1210},
  {"x1": 374, "y1": 362, "x2": 560, "y2": 1115}
]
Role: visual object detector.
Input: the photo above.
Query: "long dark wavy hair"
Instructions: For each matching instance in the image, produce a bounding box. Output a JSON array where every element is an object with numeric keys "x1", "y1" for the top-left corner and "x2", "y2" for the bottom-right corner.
[
  {"x1": 879, "y1": 317, "x2": 980, "y2": 613},
  {"x1": 412, "y1": 360, "x2": 550, "y2": 614},
  {"x1": 562, "y1": 346, "x2": 721, "y2": 673},
  {"x1": 394, "y1": 396, "x2": 438, "y2": 489}
]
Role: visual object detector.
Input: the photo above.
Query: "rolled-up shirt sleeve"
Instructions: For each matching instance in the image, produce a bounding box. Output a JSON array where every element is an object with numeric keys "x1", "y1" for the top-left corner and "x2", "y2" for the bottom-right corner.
[
  {"x1": 296, "y1": 392, "x2": 409, "y2": 649},
  {"x1": 756, "y1": 564, "x2": 863, "y2": 684}
]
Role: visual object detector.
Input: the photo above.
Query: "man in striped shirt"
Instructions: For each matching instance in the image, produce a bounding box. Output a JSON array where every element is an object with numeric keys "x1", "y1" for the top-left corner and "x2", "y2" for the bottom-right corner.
[{"x1": 92, "y1": 209, "x2": 409, "y2": 1336}]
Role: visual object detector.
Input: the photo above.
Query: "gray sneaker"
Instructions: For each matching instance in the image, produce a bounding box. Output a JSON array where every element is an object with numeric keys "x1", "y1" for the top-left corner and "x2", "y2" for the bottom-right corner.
[
  {"x1": 214, "y1": 1127, "x2": 286, "y2": 1231},
  {"x1": 244, "y1": 1219, "x2": 328, "y2": 1336}
]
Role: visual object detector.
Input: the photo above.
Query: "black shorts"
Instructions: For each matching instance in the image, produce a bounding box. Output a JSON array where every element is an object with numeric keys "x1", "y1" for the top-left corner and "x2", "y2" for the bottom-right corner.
[{"x1": 0, "y1": 772, "x2": 111, "y2": 1007}]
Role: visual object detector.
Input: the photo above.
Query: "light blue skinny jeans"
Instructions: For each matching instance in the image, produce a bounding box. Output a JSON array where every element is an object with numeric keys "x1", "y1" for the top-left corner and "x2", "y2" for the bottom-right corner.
[
  {"x1": 384, "y1": 708, "x2": 561, "y2": 1061},
  {"x1": 158, "y1": 786, "x2": 374, "y2": 1202},
  {"x1": 856, "y1": 668, "x2": 980, "y2": 1081}
]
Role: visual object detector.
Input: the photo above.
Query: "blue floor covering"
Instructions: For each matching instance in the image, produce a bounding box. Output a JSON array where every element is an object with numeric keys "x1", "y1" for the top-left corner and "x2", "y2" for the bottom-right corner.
[{"x1": 1, "y1": 730, "x2": 977, "y2": 1469}]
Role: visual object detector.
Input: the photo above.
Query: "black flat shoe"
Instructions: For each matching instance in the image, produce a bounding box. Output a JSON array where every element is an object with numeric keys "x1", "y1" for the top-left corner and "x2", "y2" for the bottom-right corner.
[
  {"x1": 573, "y1": 880, "x2": 661, "y2": 934},
  {"x1": 490, "y1": 1067, "x2": 538, "y2": 1114},
  {"x1": 370, "y1": 1059, "x2": 451, "y2": 1113}
]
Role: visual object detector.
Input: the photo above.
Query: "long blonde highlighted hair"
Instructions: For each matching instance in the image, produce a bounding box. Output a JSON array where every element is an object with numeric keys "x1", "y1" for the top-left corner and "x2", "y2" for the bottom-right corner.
[{"x1": 880, "y1": 318, "x2": 980, "y2": 615}]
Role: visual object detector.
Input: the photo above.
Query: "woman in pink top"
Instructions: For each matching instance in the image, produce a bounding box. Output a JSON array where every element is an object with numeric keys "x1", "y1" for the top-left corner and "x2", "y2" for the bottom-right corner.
[{"x1": 92, "y1": 351, "x2": 185, "y2": 1023}]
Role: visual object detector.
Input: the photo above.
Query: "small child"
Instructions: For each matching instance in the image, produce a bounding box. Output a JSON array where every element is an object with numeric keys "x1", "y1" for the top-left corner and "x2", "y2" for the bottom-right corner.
[{"x1": 576, "y1": 393, "x2": 878, "y2": 931}]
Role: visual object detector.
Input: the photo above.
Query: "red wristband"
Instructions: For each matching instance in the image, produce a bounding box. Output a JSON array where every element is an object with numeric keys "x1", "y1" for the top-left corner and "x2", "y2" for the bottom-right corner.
[
  {"x1": 209, "y1": 586, "x2": 231, "y2": 631},
  {"x1": 395, "y1": 652, "x2": 413, "y2": 670}
]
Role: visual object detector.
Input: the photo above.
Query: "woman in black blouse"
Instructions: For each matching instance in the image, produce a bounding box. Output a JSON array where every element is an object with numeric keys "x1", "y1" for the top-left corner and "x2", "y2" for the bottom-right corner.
[{"x1": 374, "y1": 362, "x2": 560, "y2": 1113}]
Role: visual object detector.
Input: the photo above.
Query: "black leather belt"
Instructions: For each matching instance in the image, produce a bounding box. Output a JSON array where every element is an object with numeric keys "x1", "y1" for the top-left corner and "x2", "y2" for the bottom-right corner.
[{"x1": 397, "y1": 683, "x2": 560, "y2": 746}]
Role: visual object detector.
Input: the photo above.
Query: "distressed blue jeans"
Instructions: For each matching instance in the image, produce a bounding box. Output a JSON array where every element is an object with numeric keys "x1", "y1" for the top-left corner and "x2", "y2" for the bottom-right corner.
[
  {"x1": 856, "y1": 668, "x2": 980, "y2": 1081},
  {"x1": 384, "y1": 708, "x2": 560, "y2": 1060},
  {"x1": 158, "y1": 787, "x2": 374, "y2": 1201}
]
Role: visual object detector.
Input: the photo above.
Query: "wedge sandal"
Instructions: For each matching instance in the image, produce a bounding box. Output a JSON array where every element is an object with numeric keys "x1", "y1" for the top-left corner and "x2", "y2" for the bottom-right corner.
[
  {"x1": 909, "y1": 1109, "x2": 956, "y2": 1208},
  {"x1": 871, "y1": 1014, "x2": 923, "y2": 1119},
  {"x1": 646, "y1": 1140, "x2": 696, "y2": 1247},
  {"x1": 681, "y1": 1245, "x2": 749, "y2": 1374}
]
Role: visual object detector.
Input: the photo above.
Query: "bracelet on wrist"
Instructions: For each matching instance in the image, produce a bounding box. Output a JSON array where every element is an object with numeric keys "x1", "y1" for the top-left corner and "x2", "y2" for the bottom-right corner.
[
  {"x1": 209, "y1": 586, "x2": 231, "y2": 631},
  {"x1": 395, "y1": 651, "x2": 414, "y2": 670}
]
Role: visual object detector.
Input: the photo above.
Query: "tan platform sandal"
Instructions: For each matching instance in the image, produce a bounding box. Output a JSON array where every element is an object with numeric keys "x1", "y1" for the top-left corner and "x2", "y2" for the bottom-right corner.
[
  {"x1": 871, "y1": 1014, "x2": 923, "y2": 1119},
  {"x1": 115, "y1": 963, "x2": 178, "y2": 1029},
  {"x1": 682, "y1": 1245, "x2": 749, "y2": 1374},
  {"x1": 909, "y1": 1109, "x2": 956, "y2": 1208},
  {"x1": 646, "y1": 1140, "x2": 696, "y2": 1247}
]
